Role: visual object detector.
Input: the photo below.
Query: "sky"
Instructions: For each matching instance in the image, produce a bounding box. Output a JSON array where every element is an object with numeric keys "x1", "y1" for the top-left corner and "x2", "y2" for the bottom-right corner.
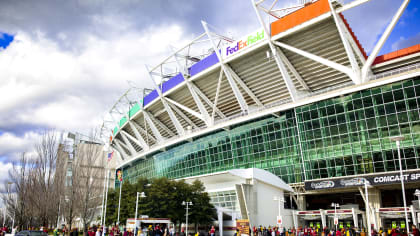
[{"x1": 0, "y1": 0, "x2": 419, "y2": 184}]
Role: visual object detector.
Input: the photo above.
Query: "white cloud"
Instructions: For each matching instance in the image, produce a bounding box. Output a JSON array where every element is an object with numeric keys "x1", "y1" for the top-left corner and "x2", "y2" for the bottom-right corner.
[
  {"x1": 0, "y1": 132, "x2": 41, "y2": 160},
  {"x1": 0, "y1": 24, "x2": 192, "y2": 134},
  {"x1": 0, "y1": 162, "x2": 13, "y2": 186}
]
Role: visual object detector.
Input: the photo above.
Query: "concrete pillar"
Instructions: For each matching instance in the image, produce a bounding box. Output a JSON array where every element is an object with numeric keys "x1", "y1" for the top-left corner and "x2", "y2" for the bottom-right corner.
[
  {"x1": 218, "y1": 210, "x2": 223, "y2": 236},
  {"x1": 368, "y1": 187, "x2": 382, "y2": 229},
  {"x1": 297, "y1": 194, "x2": 306, "y2": 210}
]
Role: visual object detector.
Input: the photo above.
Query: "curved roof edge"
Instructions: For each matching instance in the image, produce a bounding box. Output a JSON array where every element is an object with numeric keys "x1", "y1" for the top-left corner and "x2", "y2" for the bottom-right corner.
[{"x1": 228, "y1": 168, "x2": 294, "y2": 193}]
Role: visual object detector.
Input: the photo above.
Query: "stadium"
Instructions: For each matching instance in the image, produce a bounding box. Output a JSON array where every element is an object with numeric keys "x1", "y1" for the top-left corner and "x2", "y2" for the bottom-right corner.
[{"x1": 101, "y1": 0, "x2": 420, "y2": 234}]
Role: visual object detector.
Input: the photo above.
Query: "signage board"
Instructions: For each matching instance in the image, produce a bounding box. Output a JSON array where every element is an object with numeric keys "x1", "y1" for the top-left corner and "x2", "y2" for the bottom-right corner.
[
  {"x1": 222, "y1": 29, "x2": 265, "y2": 59},
  {"x1": 334, "y1": 218, "x2": 338, "y2": 225},
  {"x1": 305, "y1": 171, "x2": 420, "y2": 190},
  {"x1": 236, "y1": 219, "x2": 250, "y2": 236}
]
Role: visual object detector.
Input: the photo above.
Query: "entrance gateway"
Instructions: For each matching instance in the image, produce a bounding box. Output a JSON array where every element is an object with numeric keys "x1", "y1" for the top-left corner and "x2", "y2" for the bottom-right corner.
[
  {"x1": 304, "y1": 170, "x2": 420, "y2": 230},
  {"x1": 295, "y1": 207, "x2": 364, "y2": 230}
]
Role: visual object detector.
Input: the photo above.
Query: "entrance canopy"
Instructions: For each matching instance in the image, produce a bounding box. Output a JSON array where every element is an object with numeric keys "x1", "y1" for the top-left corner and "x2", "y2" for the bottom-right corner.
[{"x1": 183, "y1": 168, "x2": 294, "y2": 193}]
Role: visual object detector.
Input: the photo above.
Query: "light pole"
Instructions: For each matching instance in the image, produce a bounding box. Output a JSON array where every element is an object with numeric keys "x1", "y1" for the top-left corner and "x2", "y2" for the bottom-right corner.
[
  {"x1": 102, "y1": 169, "x2": 110, "y2": 236},
  {"x1": 182, "y1": 201, "x2": 193, "y2": 236},
  {"x1": 117, "y1": 179, "x2": 123, "y2": 226},
  {"x1": 364, "y1": 181, "x2": 372, "y2": 236},
  {"x1": 391, "y1": 136, "x2": 410, "y2": 234},
  {"x1": 134, "y1": 192, "x2": 146, "y2": 236},
  {"x1": 414, "y1": 189, "x2": 420, "y2": 227},
  {"x1": 274, "y1": 196, "x2": 285, "y2": 226},
  {"x1": 331, "y1": 203, "x2": 340, "y2": 231}
]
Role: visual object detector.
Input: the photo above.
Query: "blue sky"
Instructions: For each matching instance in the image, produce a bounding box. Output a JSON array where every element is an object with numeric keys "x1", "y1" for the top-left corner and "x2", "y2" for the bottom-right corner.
[
  {"x1": 0, "y1": 0, "x2": 418, "y2": 183},
  {"x1": 378, "y1": 0, "x2": 420, "y2": 54},
  {"x1": 0, "y1": 32, "x2": 13, "y2": 49}
]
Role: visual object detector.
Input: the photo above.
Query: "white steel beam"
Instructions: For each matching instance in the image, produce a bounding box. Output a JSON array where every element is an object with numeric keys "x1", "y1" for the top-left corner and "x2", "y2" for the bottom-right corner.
[
  {"x1": 115, "y1": 138, "x2": 133, "y2": 156},
  {"x1": 329, "y1": 0, "x2": 361, "y2": 84},
  {"x1": 212, "y1": 69, "x2": 224, "y2": 122},
  {"x1": 191, "y1": 83, "x2": 226, "y2": 119},
  {"x1": 147, "y1": 66, "x2": 185, "y2": 136},
  {"x1": 121, "y1": 129, "x2": 148, "y2": 151},
  {"x1": 251, "y1": 0, "x2": 302, "y2": 102},
  {"x1": 202, "y1": 21, "x2": 249, "y2": 113},
  {"x1": 362, "y1": 0, "x2": 410, "y2": 82},
  {"x1": 111, "y1": 144, "x2": 126, "y2": 161},
  {"x1": 169, "y1": 46, "x2": 212, "y2": 126},
  {"x1": 273, "y1": 41, "x2": 354, "y2": 79},
  {"x1": 337, "y1": 0, "x2": 373, "y2": 13},
  {"x1": 277, "y1": 48, "x2": 311, "y2": 91},
  {"x1": 339, "y1": 16, "x2": 367, "y2": 65},
  {"x1": 145, "y1": 111, "x2": 176, "y2": 137},
  {"x1": 185, "y1": 82, "x2": 212, "y2": 126},
  {"x1": 119, "y1": 132, "x2": 137, "y2": 155},
  {"x1": 225, "y1": 65, "x2": 264, "y2": 107},
  {"x1": 143, "y1": 111, "x2": 165, "y2": 143},
  {"x1": 130, "y1": 120, "x2": 157, "y2": 143},
  {"x1": 165, "y1": 97, "x2": 205, "y2": 122},
  {"x1": 167, "y1": 102, "x2": 199, "y2": 129}
]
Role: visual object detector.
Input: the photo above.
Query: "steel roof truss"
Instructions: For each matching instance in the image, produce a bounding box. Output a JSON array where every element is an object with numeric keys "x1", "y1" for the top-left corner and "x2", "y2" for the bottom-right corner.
[
  {"x1": 164, "y1": 97, "x2": 205, "y2": 122},
  {"x1": 115, "y1": 138, "x2": 133, "y2": 157},
  {"x1": 143, "y1": 111, "x2": 165, "y2": 143},
  {"x1": 191, "y1": 83, "x2": 226, "y2": 119},
  {"x1": 127, "y1": 122, "x2": 149, "y2": 150},
  {"x1": 202, "y1": 21, "x2": 249, "y2": 113},
  {"x1": 212, "y1": 69, "x2": 224, "y2": 123},
  {"x1": 329, "y1": 0, "x2": 361, "y2": 84},
  {"x1": 120, "y1": 131, "x2": 138, "y2": 155},
  {"x1": 277, "y1": 48, "x2": 311, "y2": 91},
  {"x1": 340, "y1": 18, "x2": 366, "y2": 65},
  {"x1": 251, "y1": 0, "x2": 302, "y2": 102},
  {"x1": 273, "y1": 41, "x2": 353, "y2": 80},
  {"x1": 226, "y1": 65, "x2": 264, "y2": 107},
  {"x1": 167, "y1": 102, "x2": 199, "y2": 129},
  {"x1": 145, "y1": 111, "x2": 176, "y2": 137},
  {"x1": 147, "y1": 66, "x2": 185, "y2": 136},
  {"x1": 170, "y1": 46, "x2": 211, "y2": 126},
  {"x1": 111, "y1": 144, "x2": 126, "y2": 162},
  {"x1": 121, "y1": 130, "x2": 146, "y2": 152},
  {"x1": 362, "y1": 0, "x2": 410, "y2": 83},
  {"x1": 130, "y1": 120, "x2": 157, "y2": 143}
]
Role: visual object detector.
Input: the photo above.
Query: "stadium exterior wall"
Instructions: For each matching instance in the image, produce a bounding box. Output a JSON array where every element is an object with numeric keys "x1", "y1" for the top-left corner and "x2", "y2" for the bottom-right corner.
[{"x1": 117, "y1": 76, "x2": 420, "y2": 186}]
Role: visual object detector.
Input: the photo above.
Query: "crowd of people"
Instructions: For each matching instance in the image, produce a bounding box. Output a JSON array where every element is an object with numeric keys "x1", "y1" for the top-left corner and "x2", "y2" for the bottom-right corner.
[{"x1": 247, "y1": 225, "x2": 420, "y2": 236}]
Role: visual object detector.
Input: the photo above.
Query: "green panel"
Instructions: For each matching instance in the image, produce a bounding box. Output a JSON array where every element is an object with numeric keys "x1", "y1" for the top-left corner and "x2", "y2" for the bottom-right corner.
[
  {"x1": 113, "y1": 126, "x2": 118, "y2": 135},
  {"x1": 119, "y1": 116, "x2": 128, "y2": 127},
  {"x1": 129, "y1": 103, "x2": 141, "y2": 118}
]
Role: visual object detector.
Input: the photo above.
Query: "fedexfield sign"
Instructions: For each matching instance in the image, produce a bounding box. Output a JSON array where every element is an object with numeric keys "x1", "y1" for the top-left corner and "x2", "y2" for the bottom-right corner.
[
  {"x1": 222, "y1": 29, "x2": 265, "y2": 58},
  {"x1": 304, "y1": 171, "x2": 420, "y2": 191}
]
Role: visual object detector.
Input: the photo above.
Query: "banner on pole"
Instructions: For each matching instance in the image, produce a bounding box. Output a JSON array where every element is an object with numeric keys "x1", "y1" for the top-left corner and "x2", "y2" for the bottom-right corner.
[
  {"x1": 117, "y1": 170, "x2": 123, "y2": 182},
  {"x1": 236, "y1": 219, "x2": 250, "y2": 236},
  {"x1": 277, "y1": 216, "x2": 283, "y2": 225}
]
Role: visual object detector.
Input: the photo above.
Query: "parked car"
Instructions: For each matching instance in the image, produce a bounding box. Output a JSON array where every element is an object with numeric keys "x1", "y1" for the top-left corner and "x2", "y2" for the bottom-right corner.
[{"x1": 16, "y1": 231, "x2": 48, "y2": 236}]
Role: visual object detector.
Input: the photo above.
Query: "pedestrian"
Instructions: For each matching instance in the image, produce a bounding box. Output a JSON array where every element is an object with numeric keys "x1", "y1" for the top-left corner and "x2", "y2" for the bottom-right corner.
[{"x1": 209, "y1": 226, "x2": 215, "y2": 236}]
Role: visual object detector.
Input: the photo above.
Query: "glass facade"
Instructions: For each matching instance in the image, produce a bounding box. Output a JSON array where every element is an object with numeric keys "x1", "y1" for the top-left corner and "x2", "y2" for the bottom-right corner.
[
  {"x1": 209, "y1": 190, "x2": 239, "y2": 211},
  {"x1": 119, "y1": 77, "x2": 420, "y2": 185}
]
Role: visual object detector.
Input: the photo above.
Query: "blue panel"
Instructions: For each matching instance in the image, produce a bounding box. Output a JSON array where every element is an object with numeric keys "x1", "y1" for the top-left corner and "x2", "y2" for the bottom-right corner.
[
  {"x1": 143, "y1": 90, "x2": 159, "y2": 107},
  {"x1": 162, "y1": 73, "x2": 185, "y2": 94},
  {"x1": 189, "y1": 52, "x2": 219, "y2": 76}
]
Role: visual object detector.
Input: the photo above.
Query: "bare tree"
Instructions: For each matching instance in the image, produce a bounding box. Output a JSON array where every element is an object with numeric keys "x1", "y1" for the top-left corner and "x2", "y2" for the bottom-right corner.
[
  {"x1": 28, "y1": 130, "x2": 63, "y2": 227},
  {"x1": 75, "y1": 131, "x2": 105, "y2": 235},
  {"x1": 2, "y1": 152, "x2": 33, "y2": 230},
  {"x1": 3, "y1": 130, "x2": 105, "y2": 232}
]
